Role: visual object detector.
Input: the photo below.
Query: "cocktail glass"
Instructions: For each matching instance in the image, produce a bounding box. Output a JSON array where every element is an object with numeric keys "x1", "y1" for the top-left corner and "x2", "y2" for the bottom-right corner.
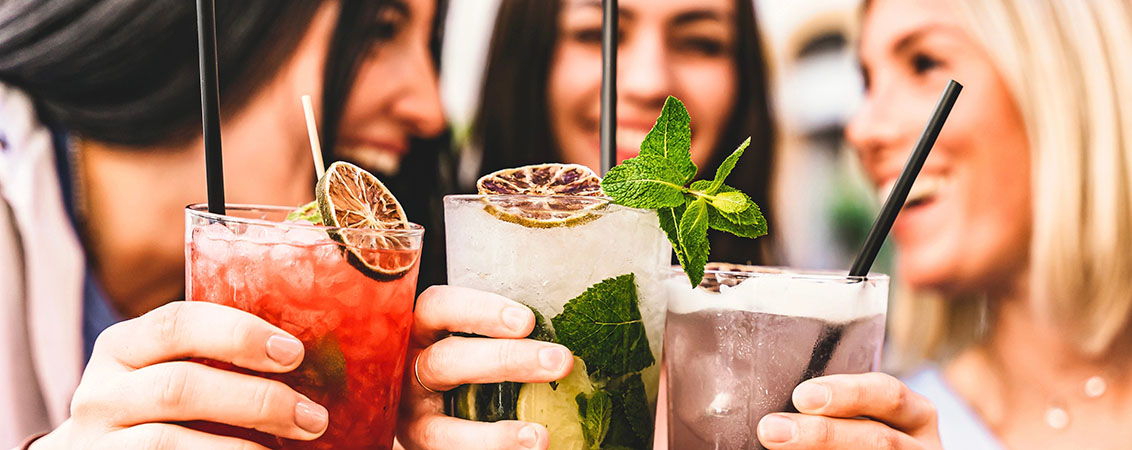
[
  {"x1": 443, "y1": 194, "x2": 671, "y2": 449},
  {"x1": 664, "y1": 266, "x2": 888, "y2": 449},
  {"x1": 185, "y1": 204, "x2": 424, "y2": 450}
]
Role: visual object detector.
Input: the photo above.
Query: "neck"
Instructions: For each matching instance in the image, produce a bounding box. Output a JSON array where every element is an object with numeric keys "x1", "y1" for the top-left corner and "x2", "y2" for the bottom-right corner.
[
  {"x1": 945, "y1": 270, "x2": 1132, "y2": 447},
  {"x1": 81, "y1": 138, "x2": 207, "y2": 318}
]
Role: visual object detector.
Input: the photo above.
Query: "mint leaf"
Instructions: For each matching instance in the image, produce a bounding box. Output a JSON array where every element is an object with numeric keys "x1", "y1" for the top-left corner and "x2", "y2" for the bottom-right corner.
[
  {"x1": 286, "y1": 201, "x2": 323, "y2": 224},
  {"x1": 551, "y1": 274, "x2": 655, "y2": 377},
  {"x1": 604, "y1": 373, "x2": 652, "y2": 448},
  {"x1": 657, "y1": 204, "x2": 687, "y2": 268},
  {"x1": 640, "y1": 96, "x2": 696, "y2": 184},
  {"x1": 601, "y1": 156, "x2": 687, "y2": 209},
  {"x1": 709, "y1": 191, "x2": 749, "y2": 213},
  {"x1": 709, "y1": 206, "x2": 767, "y2": 238},
  {"x1": 714, "y1": 185, "x2": 763, "y2": 225},
  {"x1": 678, "y1": 198, "x2": 711, "y2": 287},
  {"x1": 707, "y1": 137, "x2": 750, "y2": 194},
  {"x1": 577, "y1": 391, "x2": 612, "y2": 449}
]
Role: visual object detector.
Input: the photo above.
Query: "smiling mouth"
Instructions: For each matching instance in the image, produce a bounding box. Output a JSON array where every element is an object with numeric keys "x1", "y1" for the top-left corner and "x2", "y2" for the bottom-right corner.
[
  {"x1": 337, "y1": 146, "x2": 402, "y2": 176},
  {"x1": 878, "y1": 174, "x2": 945, "y2": 208}
]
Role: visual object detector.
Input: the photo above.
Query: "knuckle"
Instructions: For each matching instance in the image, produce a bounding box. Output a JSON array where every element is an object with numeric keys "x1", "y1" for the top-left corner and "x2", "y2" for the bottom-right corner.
[
  {"x1": 230, "y1": 315, "x2": 265, "y2": 357},
  {"x1": 871, "y1": 430, "x2": 901, "y2": 450},
  {"x1": 252, "y1": 380, "x2": 292, "y2": 421},
  {"x1": 70, "y1": 382, "x2": 101, "y2": 418},
  {"x1": 416, "y1": 286, "x2": 446, "y2": 315},
  {"x1": 141, "y1": 424, "x2": 178, "y2": 450},
  {"x1": 151, "y1": 302, "x2": 189, "y2": 346},
  {"x1": 156, "y1": 365, "x2": 193, "y2": 410}
]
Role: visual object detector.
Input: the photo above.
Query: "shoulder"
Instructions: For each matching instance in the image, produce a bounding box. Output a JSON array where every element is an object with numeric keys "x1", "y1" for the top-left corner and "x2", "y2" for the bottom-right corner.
[{"x1": 903, "y1": 366, "x2": 1005, "y2": 450}]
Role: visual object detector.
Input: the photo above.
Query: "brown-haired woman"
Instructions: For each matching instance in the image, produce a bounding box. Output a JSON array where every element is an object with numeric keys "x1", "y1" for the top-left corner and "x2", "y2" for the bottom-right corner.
[{"x1": 470, "y1": 0, "x2": 778, "y2": 266}]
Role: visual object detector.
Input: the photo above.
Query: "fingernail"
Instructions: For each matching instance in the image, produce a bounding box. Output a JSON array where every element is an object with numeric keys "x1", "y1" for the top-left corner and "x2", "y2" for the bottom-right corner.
[
  {"x1": 267, "y1": 334, "x2": 304, "y2": 366},
  {"x1": 538, "y1": 347, "x2": 569, "y2": 371},
  {"x1": 502, "y1": 306, "x2": 531, "y2": 333},
  {"x1": 758, "y1": 414, "x2": 796, "y2": 444},
  {"x1": 793, "y1": 382, "x2": 830, "y2": 411},
  {"x1": 294, "y1": 398, "x2": 329, "y2": 434},
  {"x1": 517, "y1": 424, "x2": 539, "y2": 449}
]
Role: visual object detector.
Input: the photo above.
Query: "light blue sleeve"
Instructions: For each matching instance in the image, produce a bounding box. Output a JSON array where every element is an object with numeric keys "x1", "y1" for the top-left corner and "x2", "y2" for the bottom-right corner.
[{"x1": 903, "y1": 368, "x2": 1005, "y2": 450}]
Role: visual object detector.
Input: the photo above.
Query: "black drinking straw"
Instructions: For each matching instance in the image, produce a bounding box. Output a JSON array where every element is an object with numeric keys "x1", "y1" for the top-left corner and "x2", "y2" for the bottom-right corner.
[
  {"x1": 781, "y1": 81, "x2": 963, "y2": 416},
  {"x1": 849, "y1": 80, "x2": 963, "y2": 277},
  {"x1": 196, "y1": 0, "x2": 225, "y2": 214},
  {"x1": 600, "y1": 0, "x2": 618, "y2": 175}
]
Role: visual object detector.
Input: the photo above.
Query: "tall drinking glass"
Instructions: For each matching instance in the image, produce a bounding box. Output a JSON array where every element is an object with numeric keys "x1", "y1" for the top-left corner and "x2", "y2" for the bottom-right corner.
[
  {"x1": 185, "y1": 204, "x2": 424, "y2": 450},
  {"x1": 443, "y1": 195, "x2": 671, "y2": 449},
  {"x1": 664, "y1": 266, "x2": 888, "y2": 449}
]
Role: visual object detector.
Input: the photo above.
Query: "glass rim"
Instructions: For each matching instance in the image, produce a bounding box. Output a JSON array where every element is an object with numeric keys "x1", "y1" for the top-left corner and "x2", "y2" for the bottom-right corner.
[
  {"x1": 186, "y1": 203, "x2": 425, "y2": 237},
  {"x1": 444, "y1": 193, "x2": 614, "y2": 203},
  {"x1": 673, "y1": 264, "x2": 890, "y2": 283}
]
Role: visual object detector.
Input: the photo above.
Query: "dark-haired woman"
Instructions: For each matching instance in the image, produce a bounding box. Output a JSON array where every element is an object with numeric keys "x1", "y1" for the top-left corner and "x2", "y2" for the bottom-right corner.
[
  {"x1": 1, "y1": 1, "x2": 566, "y2": 449},
  {"x1": 472, "y1": 0, "x2": 777, "y2": 265}
]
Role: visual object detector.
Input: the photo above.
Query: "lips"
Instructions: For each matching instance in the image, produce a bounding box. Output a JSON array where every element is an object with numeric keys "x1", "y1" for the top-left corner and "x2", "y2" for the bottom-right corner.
[
  {"x1": 877, "y1": 174, "x2": 946, "y2": 207},
  {"x1": 337, "y1": 145, "x2": 403, "y2": 176}
]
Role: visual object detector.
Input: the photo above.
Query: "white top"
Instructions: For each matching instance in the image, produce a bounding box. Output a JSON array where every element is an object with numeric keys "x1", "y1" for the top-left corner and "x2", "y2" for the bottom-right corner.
[
  {"x1": 903, "y1": 367, "x2": 1004, "y2": 450},
  {"x1": 0, "y1": 84, "x2": 86, "y2": 449}
]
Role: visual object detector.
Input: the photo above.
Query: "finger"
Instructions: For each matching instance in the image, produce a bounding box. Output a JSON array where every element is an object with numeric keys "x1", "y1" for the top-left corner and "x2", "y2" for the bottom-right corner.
[
  {"x1": 75, "y1": 361, "x2": 327, "y2": 440},
  {"x1": 416, "y1": 337, "x2": 573, "y2": 390},
  {"x1": 399, "y1": 414, "x2": 548, "y2": 450},
  {"x1": 790, "y1": 373, "x2": 936, "y2": 432},
  {"x1": 413, "y1": 286, "x2": 535, "y2": 343},
  {"x1": 97, "y1": 422, "x2": 271, "y2": 450},
  {"x1": 758, "y1": 413, "x2": 923, "y2": 450},
  {"x1": 91, "y1": 302, "x2": 305, "y2": 373}
]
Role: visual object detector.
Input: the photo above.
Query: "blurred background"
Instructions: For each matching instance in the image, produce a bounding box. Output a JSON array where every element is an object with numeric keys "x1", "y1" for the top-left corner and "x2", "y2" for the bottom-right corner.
[{"x1": 439, "y1": 0, "x2": 888, "y2": 272}]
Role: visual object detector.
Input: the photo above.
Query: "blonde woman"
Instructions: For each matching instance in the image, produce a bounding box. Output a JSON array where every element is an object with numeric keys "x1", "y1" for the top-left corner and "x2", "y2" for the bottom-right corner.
[{"x1": 787, "y1": 0, "x2": 1132, "y2": 448}]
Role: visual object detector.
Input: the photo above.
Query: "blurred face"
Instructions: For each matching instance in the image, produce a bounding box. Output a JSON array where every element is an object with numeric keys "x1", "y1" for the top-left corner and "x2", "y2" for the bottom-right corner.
[
  {"x1": 224, "y1": 0, "x2": 443, "y2": 206},
  {"x1": 846, "y1": 0, "x2": 1031, "y2": 293},
  {"x1": 548, "y1": 0, "x2": 738, "y2": 172}
]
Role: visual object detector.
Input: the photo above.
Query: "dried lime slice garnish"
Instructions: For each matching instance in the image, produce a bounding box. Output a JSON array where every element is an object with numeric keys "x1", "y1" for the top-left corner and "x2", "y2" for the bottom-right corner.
[
  {"x1": 476, "y1": 163, "x2": 607, "y2": 228},
  {"x1": 316, "y1": 161, "x2": 415, "y2": 279}
]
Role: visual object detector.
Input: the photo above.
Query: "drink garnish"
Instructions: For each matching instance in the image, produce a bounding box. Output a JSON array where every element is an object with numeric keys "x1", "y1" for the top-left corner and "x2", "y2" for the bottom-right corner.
[
  {"x1": 297, "y1": 161, "x2": 417, "y2": 279},
  {"x1": 605, "y1": 373, "x2": 652, "y2": 448},
  {"x1": 602, "y1": 96, "x2": 767, "y2": 287},
  {"x1": 476, "y1": 163, "x2": 606, "y2": 228},
  {"x1": 551, "y1": 274, "x2": 654, "y2": 378},
  {"x1": 516, "y1": 356, "x2": 595, "y2": 450}
]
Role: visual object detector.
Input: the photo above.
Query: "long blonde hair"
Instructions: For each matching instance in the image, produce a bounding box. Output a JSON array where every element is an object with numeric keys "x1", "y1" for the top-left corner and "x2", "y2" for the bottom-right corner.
[{"x1": 889, "y1": 0, "x2": 1132, "y2": 363}]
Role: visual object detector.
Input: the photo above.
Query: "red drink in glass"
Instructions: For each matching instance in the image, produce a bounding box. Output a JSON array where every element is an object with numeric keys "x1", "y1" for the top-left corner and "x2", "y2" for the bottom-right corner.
[{"x1": 185, "y1": 204, "x2": 423, "y2": 450}]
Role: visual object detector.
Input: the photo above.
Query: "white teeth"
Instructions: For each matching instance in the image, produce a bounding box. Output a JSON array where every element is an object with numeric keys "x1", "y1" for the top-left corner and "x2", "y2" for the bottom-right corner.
[
  {"x1": 877, "y1": 175, "x2": 944, "y2": 205},
  {"x1": 337, "y1": 147, "x2": 401, "y2": 176}
]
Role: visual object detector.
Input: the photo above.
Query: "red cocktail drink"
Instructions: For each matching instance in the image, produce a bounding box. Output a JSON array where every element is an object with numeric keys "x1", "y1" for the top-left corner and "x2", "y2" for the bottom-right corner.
[{"x1": 185, "y1": 204, "x2": 423, "y2": 450}]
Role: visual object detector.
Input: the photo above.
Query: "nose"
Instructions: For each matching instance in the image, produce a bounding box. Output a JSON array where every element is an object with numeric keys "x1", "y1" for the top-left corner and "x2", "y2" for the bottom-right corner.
[
  {"x1": 391, "y1": 44, "x2": 446, "y2": 138},
  {"x1": 845, "y1": 83, "x2": 904, "y2": 167},
  {"x1": 619, "y1": 27, "x2": 673, "y2": 108}
]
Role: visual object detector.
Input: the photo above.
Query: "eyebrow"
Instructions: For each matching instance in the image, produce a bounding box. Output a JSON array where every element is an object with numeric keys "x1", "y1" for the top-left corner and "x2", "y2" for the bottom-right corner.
[{"x1": 891, "y1": 23, "x2": 965, "y2": 54}]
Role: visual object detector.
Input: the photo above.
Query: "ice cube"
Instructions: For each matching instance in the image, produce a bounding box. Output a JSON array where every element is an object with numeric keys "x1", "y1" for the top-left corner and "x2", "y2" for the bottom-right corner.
[{"x1": 674, "y1": 354, "x2": 753, "y2": 445}]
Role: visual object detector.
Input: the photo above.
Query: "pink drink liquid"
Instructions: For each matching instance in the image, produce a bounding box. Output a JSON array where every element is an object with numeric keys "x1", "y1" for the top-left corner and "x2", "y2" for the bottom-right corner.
[
  {"x1": 665, "y1": 311, "x2": 885, "y2": 450},
  {"x1": 186, "y1": 222, "x2": 419, "y2": 450}
]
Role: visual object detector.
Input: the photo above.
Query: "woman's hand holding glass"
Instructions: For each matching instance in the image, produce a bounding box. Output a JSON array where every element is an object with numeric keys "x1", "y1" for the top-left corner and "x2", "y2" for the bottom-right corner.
[
  {"x1": 30, "y1": 302, "x2": 327, "y2": 449},
  {"x1": 757, "y1": 373, "x2": 942, "y2": 450},
  {"x1": 396, "y1": 286, "x2": 574, "y2": 450}
]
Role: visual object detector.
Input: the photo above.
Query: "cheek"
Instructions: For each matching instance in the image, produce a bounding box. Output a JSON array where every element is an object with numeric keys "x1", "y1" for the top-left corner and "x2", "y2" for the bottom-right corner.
[
  {"x1": 548, "y1": 45, "x2": 602, "y2": 163},
  {"x1": 676, "y1": 63, "x2": 737, "y2": 166}
]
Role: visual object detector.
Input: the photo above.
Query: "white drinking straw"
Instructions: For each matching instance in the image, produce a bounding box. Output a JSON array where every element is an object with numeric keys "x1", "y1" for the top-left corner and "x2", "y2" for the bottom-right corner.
[{"x1": 301, "y1": 95, "x2": 326, "y2": 180}]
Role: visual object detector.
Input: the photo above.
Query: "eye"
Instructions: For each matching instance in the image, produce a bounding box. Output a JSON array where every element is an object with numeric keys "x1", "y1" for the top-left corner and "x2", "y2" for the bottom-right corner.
[
  {"x1": 571, "y1": 28, "x2": 604, "y2": 44},
  {"x1": 677, "y1": 37, "x2": 727, "y2": 57},
  {"x1": 369, "y1": 4, "x2": 408, "y2": 40},
  {"x1": 912, "y1": 53, "x2": 940, "y2": 74}
]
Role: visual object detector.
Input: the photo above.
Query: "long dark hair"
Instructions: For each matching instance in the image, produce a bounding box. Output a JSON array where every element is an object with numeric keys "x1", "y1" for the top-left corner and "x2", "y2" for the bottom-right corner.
[
  {"x1": 0, "y1": 0, "x2": 455, "y2": 288},
  {"x1": 472, "y1": 0, "x2": 777, "y2": 265}
]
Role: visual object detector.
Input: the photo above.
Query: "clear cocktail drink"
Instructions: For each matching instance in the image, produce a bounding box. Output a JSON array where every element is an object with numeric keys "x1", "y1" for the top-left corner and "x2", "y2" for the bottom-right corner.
[
  {"x1": 185, "y1": 204, "x2": 423, "y2": 450},
  {"x1": 444, "y1": 194, "x2": 670, "y2": 449},
  {"x1": 664, "y1": 266, "x2": 888, "y2": 449}
]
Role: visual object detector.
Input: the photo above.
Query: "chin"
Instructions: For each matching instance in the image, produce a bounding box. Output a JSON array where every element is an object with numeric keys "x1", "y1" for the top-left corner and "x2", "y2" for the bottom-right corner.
[{"x1": 895, "y1": 248, "x2": 964, "y2": 293}]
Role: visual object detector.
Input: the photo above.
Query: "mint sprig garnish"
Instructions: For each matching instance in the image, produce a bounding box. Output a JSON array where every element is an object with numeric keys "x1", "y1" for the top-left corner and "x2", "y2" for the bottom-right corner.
[
  {"x1": 602, "y1": 96, "x2": 767, "y2": 286},
  {"x1": 550, "y1": 274, "x2": 654, "y2": 378}
]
